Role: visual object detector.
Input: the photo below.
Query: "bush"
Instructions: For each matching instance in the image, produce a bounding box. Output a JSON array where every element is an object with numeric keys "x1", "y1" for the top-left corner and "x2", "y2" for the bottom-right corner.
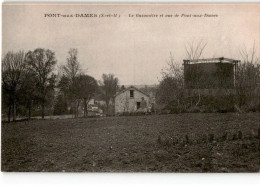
[
  {"x1": 238, "y1": 131, "x2": 243, "y2": 139},
  {"x1": 187, "y1": 106, "x2": 201, "y2": 113},
  {"x1": 157, "y1": 93, "x2": 237, "y2": 114},
  {"x1": 209, "y1": 134, "x2": 215, "y2": 143},
  {"x1": 157, "y1": 135, "x2": 162, "y2": 144},
  {"x1": 221, "y1": 132, "x2": 228, "y2": 141}
]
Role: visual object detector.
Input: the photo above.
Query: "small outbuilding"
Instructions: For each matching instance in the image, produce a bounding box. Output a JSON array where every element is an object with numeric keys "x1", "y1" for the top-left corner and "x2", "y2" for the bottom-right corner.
[
  {"x1": 114, "y1": 86, "x2": 150, "y2": 114},
  {"x1": 183, "y1": 57, "x2": 240, "y2": 89}
]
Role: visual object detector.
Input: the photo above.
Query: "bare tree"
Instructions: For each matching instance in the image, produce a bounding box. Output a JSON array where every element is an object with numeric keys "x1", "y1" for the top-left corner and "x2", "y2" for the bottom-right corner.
[
  {"x1": 185, "y1": 39, "x2": 207, "y2": 60},
  {"x1": 239, "y1": 41, "x2": 260, "y2": 65},
  {"x1": 62, "y1": 48, "x2": 81, "y2": 80},
  {"x1": 157, "y1": 54, "x2": 185, "y2": 111},
  {"x1": 100, "y1": 74, "x2": 119, "y2": 115},
  {"x1": 157, "y1": 39, "x2": 208, "y2": 112},
  {"x1": 184, "y1": 39, "x2": 208, "y2": 107},
  {"x1": 237, "y1": 42, "x2": 260, "y2": 111},
  {"x1": 162, "y1": 53, "x2": 184, "y2": 84},
  {"x1": 238, "y1": 42, "x2": 260, "y2": 141},
  {"x1": 18, "y1": 70, "x2": 37, "y2": 120},
  {"x1": 58, "y1": 49, "x2": 99, "y2": 118},
  {"x1": 2, "y1": 51, "x2": 27, "y2": 122},
  {"x1": 59, "y1": 48, "x2": 82, "y2": 118}
]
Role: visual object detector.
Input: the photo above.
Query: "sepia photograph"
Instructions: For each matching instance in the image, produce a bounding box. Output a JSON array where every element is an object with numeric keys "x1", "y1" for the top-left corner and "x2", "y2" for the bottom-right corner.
[{"x1": 1, "y1": 2, "x2": 260, "y2": 173}]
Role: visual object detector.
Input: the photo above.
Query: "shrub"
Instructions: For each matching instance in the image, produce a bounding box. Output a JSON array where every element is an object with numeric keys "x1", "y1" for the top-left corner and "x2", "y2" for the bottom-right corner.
[
  {"x1": 164, "y1": 139, "x2": 171, "y2": 148},
  {"x1": 157, "y1": 135, "x2": 162, "y2": 144},
  {"x1": 209, "y1": 134, "x2": 214, "y2": 143},
  {"x1": 221, "y1": 132, "x2": 228, "y2": 141},
  {"x1": 202, "y1": 134, "x2": 208, "y2": 143},
  {"x1": 185, "y1": 134, "x2": 190, "y2": 144},
  {"x1": 238, "y1": 131, "x2": 243, "y2": 139},
  {"x1": 232, "y1": 134, "x2": 238, "y2": 140}
]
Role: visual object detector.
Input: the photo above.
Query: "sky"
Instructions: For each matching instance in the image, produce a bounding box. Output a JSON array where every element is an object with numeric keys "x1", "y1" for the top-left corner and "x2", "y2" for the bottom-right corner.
[{"x1": 2, "y1": 3, "x2": 260, "y2": 85}]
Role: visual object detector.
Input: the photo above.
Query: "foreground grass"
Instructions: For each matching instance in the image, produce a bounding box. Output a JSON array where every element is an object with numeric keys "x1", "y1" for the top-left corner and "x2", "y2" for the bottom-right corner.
[{"x1": 1, "y1": 113, "x2": 259, "y2": 172}]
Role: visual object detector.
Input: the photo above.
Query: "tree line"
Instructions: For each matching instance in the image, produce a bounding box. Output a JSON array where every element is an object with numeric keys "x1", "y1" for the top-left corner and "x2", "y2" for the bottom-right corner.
[
  {"x1": 2, "y1": 48, "x2": 119, "y2": 122},
  {"x1": 2, "y1": 42, "x2": 260, "y2": 122}
]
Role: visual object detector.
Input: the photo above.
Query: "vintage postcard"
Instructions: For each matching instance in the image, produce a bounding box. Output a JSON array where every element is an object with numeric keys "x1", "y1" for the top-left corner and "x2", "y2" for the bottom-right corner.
[{"x1": 1, "y1": 2, "x2": 260, "y2": 172}]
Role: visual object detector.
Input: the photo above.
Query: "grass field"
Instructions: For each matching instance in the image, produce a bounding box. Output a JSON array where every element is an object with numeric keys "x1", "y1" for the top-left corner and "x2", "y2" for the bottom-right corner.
[{"x1": 1, "y1": 113, "x2": 259, "y2": 172}]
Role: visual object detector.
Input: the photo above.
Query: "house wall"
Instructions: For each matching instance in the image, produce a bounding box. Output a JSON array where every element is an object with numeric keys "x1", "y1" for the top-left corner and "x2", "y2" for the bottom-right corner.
[
  {"x1": 115, "y1": 89, "x2": 150, "y2": 114},
  {"x1": 88, "y1": 98, "x2": 95, "y2": 105}
]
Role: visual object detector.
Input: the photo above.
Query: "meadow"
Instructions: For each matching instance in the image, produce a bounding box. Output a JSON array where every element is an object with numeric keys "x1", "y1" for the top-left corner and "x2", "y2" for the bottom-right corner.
[{"x1": 1, "y1": 113, "x2": 259, "y2": 172}]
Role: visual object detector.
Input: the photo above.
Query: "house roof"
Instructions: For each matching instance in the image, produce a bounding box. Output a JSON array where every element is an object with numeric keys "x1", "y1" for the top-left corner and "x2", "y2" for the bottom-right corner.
[
  {"x1": 115, "y1": 86, "x2": 150, "y2": 97},
  {"x1": 183, "y1": 57, "x2": 241, "y2": 65}
]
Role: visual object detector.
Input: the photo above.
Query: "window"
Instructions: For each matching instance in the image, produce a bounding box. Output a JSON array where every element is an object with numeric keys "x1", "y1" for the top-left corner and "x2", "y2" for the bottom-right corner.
[{"x1": 130, "y1": 90, "x2": 134, "y2": 98}]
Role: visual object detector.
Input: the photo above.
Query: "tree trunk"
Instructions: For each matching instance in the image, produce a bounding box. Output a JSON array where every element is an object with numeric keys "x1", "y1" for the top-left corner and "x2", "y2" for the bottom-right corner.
[
  {"x1": 84, "y1": 98, "x2": 88, "y2": 117},
  {"x1": 258, "y1": 122, "x2": 260, "y2": 149},
  {"x1": 74, "y1": 101, "x2": 77, "y2": 118},
  {"x1": 28, "y1": 100, "x2": 32, "y2": 121},
  {"x1": 76, "y1": 102, "x2": 79, "y2": 118},
  {"x1": 112, "y1": 98, "x2": 115, "y2": 116},
  {"x1": 83, "y1": 99, "x2": 86, "y2": 117},
  {"x1": 77, "y1": 101, "x2": 80, "y2": 118},
  {"x1": 106, "y1": 101, "x2": 109, "y2": 116},
  {"x1": 41, "y1": 100, "x2": 45, "y2": 119},
  {"x1": 8, "y1": 105, "x2": 11, "y2": 123},
  {"x1": 195, "y1": 92, "x2": 201, "y2": 107},
  {"x1": 13, "y1": 101, "x2": 16, "y2": 121},
  {"x1": 74, "y1": 100, "x2": 80, "y2": 118},
  {"x1": 258, "y1": 128, "x2": 260, "y2": 149}
]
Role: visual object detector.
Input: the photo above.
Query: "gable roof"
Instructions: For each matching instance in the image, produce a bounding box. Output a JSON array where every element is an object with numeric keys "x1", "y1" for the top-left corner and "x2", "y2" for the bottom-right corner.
[{"x1": 115, "y1": 86, "x2": 150, "y2": 97}]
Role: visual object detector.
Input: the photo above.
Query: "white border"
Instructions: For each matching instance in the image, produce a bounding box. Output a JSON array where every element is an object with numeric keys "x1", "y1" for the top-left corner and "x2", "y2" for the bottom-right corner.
[{"x1": 0, "y1": 1, "x2": 260, "y2": 187}]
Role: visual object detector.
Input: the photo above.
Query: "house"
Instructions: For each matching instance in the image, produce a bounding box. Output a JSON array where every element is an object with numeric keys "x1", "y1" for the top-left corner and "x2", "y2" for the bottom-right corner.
[{"x1": 114, "y1": 86, "x2": 150, "y2": 114}]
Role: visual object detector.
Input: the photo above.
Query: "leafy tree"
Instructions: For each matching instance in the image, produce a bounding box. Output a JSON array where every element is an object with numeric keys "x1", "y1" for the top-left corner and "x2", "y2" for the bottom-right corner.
[
  {"x1": 58, "y1": 74, "x2": 98, "y2": 117},
  {"x1": 76, "y1": 74, "x2": 99, "y2": 117},
  {"x1": 25, "y1": 48, "x2": 57, "y2": 119},
  {"x1": 53, "y1": 94, "x2": 68, "y2": 115}
]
